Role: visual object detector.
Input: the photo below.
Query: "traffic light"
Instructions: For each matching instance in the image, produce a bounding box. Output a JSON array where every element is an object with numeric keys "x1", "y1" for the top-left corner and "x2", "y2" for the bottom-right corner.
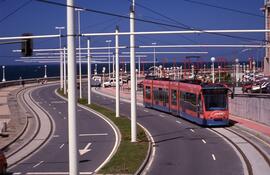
[{"x1": 21, "y1": 33, "x2": 33, "y2": 57}]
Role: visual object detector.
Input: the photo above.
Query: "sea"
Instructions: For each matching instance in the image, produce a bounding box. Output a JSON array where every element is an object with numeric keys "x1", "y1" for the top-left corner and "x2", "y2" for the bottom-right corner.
[{"x1": 0, "y1": 61, "x2": 262, "y2": 81}]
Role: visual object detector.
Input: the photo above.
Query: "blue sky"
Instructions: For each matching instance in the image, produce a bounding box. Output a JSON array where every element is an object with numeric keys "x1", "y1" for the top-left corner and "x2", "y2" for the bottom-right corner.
[{"x1": 0, "y1": 0, "x2": 266, "y2": 65}]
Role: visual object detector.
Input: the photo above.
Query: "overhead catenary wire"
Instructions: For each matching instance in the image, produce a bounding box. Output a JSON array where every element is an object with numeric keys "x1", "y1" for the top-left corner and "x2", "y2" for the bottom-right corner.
[
  {"x1": 183, "y1": 0, "x2": 264, "y2": 18},
  {"x1": 35, "y1": 0, "x2": 268, "y2": 43},
  {"x1": 0, "y1": 0, "x2": 33, "y2": 24}
]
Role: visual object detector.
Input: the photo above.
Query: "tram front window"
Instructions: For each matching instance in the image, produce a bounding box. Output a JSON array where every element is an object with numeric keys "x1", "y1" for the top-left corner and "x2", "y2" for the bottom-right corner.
[{"x1": 203, "y1": 90, "x2": 227, "y2": 111}]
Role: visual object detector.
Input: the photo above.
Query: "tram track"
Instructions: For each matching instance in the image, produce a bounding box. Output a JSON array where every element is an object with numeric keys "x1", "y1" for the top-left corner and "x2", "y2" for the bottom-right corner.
[
  {"x1": 209, "y1": 127, "x2": 270, "y2": 175},
  {"x1": 5, "y1": 85, "x2": 54, "y2": 168}
]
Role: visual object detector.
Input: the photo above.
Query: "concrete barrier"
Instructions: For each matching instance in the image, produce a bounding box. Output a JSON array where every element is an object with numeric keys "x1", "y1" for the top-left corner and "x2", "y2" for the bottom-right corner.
[{"x1": 229, "y1": 95, "x2": 270, "y2": 126}]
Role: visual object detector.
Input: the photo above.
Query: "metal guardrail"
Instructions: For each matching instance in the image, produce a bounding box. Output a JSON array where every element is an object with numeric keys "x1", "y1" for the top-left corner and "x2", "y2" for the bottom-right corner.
[{"x1": 234, "y1": 93, "x2": 270, "y2": 98}]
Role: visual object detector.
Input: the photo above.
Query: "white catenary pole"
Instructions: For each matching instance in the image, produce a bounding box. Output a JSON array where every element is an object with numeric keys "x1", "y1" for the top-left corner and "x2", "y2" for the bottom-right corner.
[
  {"x1": 87, "y1": 40, "x2": 91, "y2": 105},
  {"x1": 76, "y1": 8, "x2": 84, "y2": 99},
  {"x1": 115, "y1": 26, "x2": 120, "y2": 117},
  {"x1": 67, "y1": 0, "x2": 78, "y2": 174},
  {"x1": 152, "y1": 42, "x2": 156, "y2": 76},
  {"x1": 64, "y1": 47, "x2": 67, "y2": 95},
  {"x1": 2, "y1": 66, "x2": 6, "y2": 82},
  {"x1": 56, "y1": 26, "x2": 65, "y2": 90},
  {"x1": 130, "y1": 3, "x2": 137, "y2": 142},
  {"x1": 106, "y1": 40, "x2": 112, "y2": 78}
]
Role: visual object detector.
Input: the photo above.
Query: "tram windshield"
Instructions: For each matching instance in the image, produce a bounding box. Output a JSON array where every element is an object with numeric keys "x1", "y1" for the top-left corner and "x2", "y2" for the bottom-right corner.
[{"x1": 203, "y1": 89, "x2": 227, "y2": 111}]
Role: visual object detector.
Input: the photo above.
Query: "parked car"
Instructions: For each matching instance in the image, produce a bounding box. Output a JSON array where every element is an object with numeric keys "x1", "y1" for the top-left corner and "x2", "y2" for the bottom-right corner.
[
  {"x1": 242, "y1": 82, "x2": 252, "y2": 93},
  {"x1": 0, "y1": 150, "x2": 7, "y2": 174}
]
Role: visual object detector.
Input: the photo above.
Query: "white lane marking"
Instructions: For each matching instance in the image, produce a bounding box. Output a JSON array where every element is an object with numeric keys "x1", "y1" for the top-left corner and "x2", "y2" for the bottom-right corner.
[
  {"x1": 159, "y1": 114, "x2": 166, "y2": 118},
  {"x1": 13, "y1": 173, "x2": 22, "y2": 175},
  {"x1": 79, "y1": 143, "x2": 92, "y2": 156},
  {"x1": 190, "y1": 129, "x2": 195, "y2": 133},
  {"x1": 26, "y1": 172, "x2": 92, "y2": 175},
  {"x1": 53, "y1": 107, "x2": 56, "y2": 110},
  {"x1": 176, "y1": 121, "x2": 181, "y2": 124},
  {"x1": 79, "y1": 133, "x2": 108, "y2": 137},
  {"x1": 33, "y1": 161, "x2": 44, "y2": 168},
  {"x1": 58, "y1": 112, "x2": 62, "y2": 114},
  {"x1": 212, "y1": 154, "x2": 216, "y2": 160},
  {"x1": 53, "y1": 135, "x2": 60, "y2": 138},
  {"x1": 59, "y1": 144, "x2": 65, "y2": 149},
  {"x1": 202, "y1": 139, "x2": 206, "y2": 144},
  {"x1": 144, "y1": 110, "x2": 149, "y2": 113},
  {"x1": 48, "y1": 104, "x2": 51, "y2": 106},
  {"x1": 78, "y1": 109, "x2": 82, "y2": 112}
]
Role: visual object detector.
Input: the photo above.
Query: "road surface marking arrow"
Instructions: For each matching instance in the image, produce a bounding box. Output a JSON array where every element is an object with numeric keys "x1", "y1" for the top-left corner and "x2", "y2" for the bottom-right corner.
[{"x1": 79, "y1": 143, "x2": 92, "y2": 156}]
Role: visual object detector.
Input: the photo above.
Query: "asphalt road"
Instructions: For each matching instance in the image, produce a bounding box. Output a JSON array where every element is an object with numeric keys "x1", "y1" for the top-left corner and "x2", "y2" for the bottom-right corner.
[
  {"x1": 10, "y1": 84, "x2": 116, "y2": 175},
  {"x1": 83, "y1": 85, "x2": 244, "y2": 175}
]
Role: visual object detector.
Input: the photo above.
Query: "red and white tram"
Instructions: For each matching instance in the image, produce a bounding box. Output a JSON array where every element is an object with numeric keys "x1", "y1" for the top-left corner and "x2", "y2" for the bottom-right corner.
[{"x1": 143, "y1": 78, "x2": 231, "y2": 126}]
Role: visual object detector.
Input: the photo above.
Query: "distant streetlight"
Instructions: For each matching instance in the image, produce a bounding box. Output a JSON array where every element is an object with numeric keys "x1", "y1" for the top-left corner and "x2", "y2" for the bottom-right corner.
[
  {"x1": 102, "y1": 67, "x2": 106, "y2": 87},
  {"x1": 152, "y1": 42, "x2": 157, "y2": 76},
  {"x1": 211, "y1": 57, "x2": 215, "y2": 83},
  {"x1": 95, "y1": 64, "x2": 97, "y2": 75},
  {"x1": 218, "y1": 65, "x2": 221, "y2": 83},
  {"x1": 191, "y1": 65, "x2": 194, "y2": 78},
  {"x1": 235, "y1": 58, "x2": 239, "y2": 86},
  {"x1": 2, "y1": 66, "x2": 6, "y2": 82},
  {"x1": 159, "y1": 65, "x2": 162, "y2": 78},
  {"x1": 106, "y1": 40, "x2": 112, "y2": 78},
  {"x1": 44, "y1": 65, "x2": 47, "y2": 78},
  {"x1": 124, "y1": 62, "x2": 127, "y2": 73}
]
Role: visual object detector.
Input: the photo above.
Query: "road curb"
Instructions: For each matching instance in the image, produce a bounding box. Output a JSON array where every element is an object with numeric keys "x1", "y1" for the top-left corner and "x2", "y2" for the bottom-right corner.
[{"x1": 92, "y1": 88, "x2": 155, "y2": 174}]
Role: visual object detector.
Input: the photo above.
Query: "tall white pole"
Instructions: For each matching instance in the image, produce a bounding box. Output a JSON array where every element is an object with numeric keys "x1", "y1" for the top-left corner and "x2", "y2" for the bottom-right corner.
[
  {"x1": 64, "y1": 47, "x2": 67, "y2": 95},
  {"x1": 115, "y1": 26, "x2": 120, "y2": 118},
  {"x1": 2, "y1": 66, "x2": 6, "y2": 82},
  {"x1": 106, "y1": 40, "x2": 111, "y2": 78},
  {"x1": 152, "y1": 42, "x2": 156, "y2": 76},
  {"x1": 44, "y1": 65, "x2": 47, "y2": 78},
  {"x1": 67, "y1": 0, "x2": 78, "y2": 174},
  {"x1": 113, "y1": 54, "x2": 115, "y2": 78},
  {"x1": 77, "y1": 9, "x2": 83, "y2": 99},
  {"x1": 130, "y1": 3, "x2": 137, "y2": 142},
  {"x1": 56, "y1": 26, "x2": 65, "y2": 90},
  {"x1": 87, "y1": 40, "x2": 91, "y2": 105}
]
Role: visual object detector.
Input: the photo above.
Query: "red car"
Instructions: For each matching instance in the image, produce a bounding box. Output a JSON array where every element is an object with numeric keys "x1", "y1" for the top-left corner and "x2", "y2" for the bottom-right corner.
[{"x1": 0, "y1": 150, "x2": 7, "y2": 174}]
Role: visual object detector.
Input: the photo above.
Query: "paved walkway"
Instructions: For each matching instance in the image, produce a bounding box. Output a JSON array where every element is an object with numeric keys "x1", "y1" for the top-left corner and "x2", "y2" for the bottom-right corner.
[
  {"x1": 96, "y1": 87, "x2": 270, "y2": 139},
  {"x1": 0, "y1": 85, "x2": 29, "y2": 150}
]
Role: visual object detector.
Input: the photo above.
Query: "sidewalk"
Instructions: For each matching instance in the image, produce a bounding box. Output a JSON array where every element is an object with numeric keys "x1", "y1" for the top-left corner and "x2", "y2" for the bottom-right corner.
[
  {"x1": 96, "y1": 87, "x2": 270, "y2": 139},
  {"x1": 0, "y1": 85, "x2": 28, "y2": 150}
]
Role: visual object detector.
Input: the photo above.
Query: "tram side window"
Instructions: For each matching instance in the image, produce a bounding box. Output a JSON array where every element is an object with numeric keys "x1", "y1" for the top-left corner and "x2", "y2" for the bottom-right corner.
[
  {"x1": 159, "y1": 88, "x2": 163, "y2": 101},
  {"x1": 184, "y1": 92, "x2": 197, "y2": 106},
  {"x1": 145, "y1": 86, "x2": 151, "y2": 99},
  {"x1": 164, "y1": 89, "x2": 169, "y2": 103},
  {"x1": 171, "y1": 89, "x2": 177, "y2": 105},
  {"x1": 153, "y1": 88, "x2": 159, "y2": 101}
]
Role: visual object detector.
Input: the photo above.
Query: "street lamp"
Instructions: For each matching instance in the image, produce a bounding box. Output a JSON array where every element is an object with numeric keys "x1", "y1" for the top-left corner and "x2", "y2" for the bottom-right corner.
[
  {"x1": 95, "y1": 64, "x2": 97, "y2": 75},
  {"x1": 2, "y1": 66, "x2": 6, "y2": 82},
  {"x1": 218, "y1": 65, "x2": 221, "y2": 83},
  {"x1": 235, "y1": 58, "x2": 239, "y2": 86},
  {"x1": 44, "y1": 65, "x2": 47, "y2": 78},
  {"x1": 55, "y1": 26, "x2": 65, "y2": 90},
  {"x1": 159, "y1": 65, "x2": 162, "y2": 78},
  {"x1": 102, "y1": 67, "x2": 106, "y2": 87},
  {"x1": 152, "y1": 42, "x2": 157, "y2": 76},
  {"x1": 191, "y1": 65, "x2": 194, "y2": 78},
  {"x1": 106, "y1": 40, "x2": 112, "y2": 78},
  {"x1": 211, "y1": 57, "x2": 215, "y2": 83},
  {"x1": 75, "y1": 8, "x2": 84, "y2": 99},
  {"x1": 124, "y1": 62, "x2": 127, "y2": 73}
]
